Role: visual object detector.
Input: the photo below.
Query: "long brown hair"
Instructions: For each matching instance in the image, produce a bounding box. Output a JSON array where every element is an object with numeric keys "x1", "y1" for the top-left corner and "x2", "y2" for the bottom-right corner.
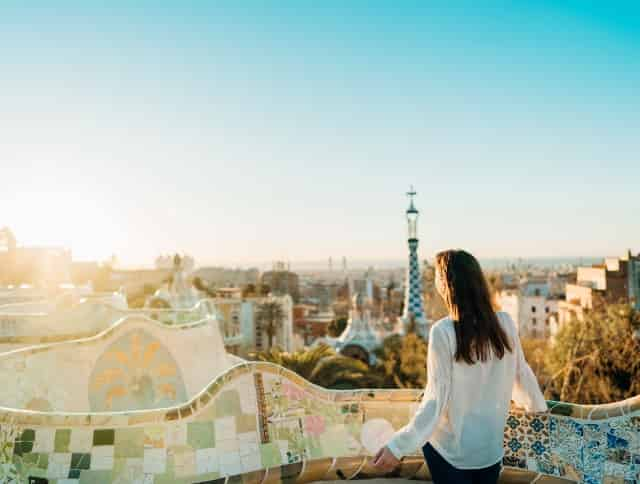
[{"x1": 435, "y1": 249, "x2": 512, "y2": 364}]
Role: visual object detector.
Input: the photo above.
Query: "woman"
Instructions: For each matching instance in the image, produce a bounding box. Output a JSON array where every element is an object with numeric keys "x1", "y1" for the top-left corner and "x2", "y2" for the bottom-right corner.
[{"x1": 372, "y1": 249, "x2": 547, "y2": 483}]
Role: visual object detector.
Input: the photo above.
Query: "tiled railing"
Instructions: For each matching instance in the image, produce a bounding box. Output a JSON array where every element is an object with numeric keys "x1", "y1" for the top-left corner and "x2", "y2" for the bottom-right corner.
[
  {"x1": 0, "y1": 361, "x2": 638, "y2": 483},
  {"x1": 0, "y1": 299, "x2": 243, "y2": 351}
]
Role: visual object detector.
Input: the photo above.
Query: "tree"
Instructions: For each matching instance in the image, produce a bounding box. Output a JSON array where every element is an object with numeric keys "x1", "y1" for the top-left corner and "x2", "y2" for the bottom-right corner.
[
  {"x1": 255, "y1": 300, "x2": 286, "y2": 349},
  {"x1": 544, "y1": 304, "x2": 640, "y2": 404},
  {"x1": 242, "y1": 283, "x2": 258, "y2": 298},
  {"x1": 251, "y1": 344, "x2": 382, "y2": 389},
  {"x1": 520, "y1": 338, "x2": 549, "y2": 387},
  {"x1": 327, "y1": 317, "x2": 348, "y2": 337},
  {"x1": 373, "y1": 333, "x2": 428, "y2": 389},
  {"x1": 192, "y1": 276, "x2": 216, "y2": 298}
]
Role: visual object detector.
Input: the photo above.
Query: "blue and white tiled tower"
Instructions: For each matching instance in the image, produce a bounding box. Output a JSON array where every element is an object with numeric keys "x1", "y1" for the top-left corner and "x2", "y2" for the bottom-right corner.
[{"x1": 401, "y1": 187, "x2": 429, "y2": 338}]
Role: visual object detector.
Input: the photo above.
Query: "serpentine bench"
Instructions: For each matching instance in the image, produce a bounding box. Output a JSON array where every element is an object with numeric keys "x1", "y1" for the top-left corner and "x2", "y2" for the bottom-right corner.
[{"x1": 0, "y1": 360, "x2": 637, "y2": 483}]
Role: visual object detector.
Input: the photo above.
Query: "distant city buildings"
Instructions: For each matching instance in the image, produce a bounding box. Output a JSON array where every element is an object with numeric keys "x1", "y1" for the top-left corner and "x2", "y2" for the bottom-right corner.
[
  {"x1": 315, "y1": 189, "x2": 431, "y2": 364},
  {"x1": 0, "y1": 227, "x2": 71, "y2": 287},
  {"x1": 260, "y1": 261, "x2": 300, "y2": 302},
  {"x1": 193, "y1": 266, "x2": 259, "y2": 288},
  {"x1": 497, "y1": 278, "x2": 560, "y2": 339},
  {"x1": 555, "y1": 250, "x2": 640, "y2": 330}
]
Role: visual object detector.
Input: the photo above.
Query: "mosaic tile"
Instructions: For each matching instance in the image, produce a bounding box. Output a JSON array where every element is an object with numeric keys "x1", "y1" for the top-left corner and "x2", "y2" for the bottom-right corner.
[
  {"x1": 54, "y1": 429, "x2": 71, "y2": 453},
  {"x1": 113, "y1": 428, "x2": 145, "y2": 459},
  {"x1": 188, "y1": 421, "x2": 216, "y2": 449},
  {"x1": 90, "y1": 445, "x2": 114, "y2": 470},
  {"x1": 92, "y1": 429, "x2": 115, "y2": 446},
  {"x1": 0, "y1": 363, "x2": 638, "y2": 484}
]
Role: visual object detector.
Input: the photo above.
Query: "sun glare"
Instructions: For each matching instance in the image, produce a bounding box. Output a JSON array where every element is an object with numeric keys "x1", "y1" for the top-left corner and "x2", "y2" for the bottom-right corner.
[{"x1": 9, "y1": 189, "x2": 122, "y2": 262}]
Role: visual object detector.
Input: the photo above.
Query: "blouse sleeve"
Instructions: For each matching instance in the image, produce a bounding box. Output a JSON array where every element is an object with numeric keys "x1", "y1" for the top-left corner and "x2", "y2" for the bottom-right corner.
[
  {"x1": 508, "y1": 315, "x2": 548, "y2": 413},
  {"x1": 385, "y1": 326, "x2": 452, "y2": 460}
]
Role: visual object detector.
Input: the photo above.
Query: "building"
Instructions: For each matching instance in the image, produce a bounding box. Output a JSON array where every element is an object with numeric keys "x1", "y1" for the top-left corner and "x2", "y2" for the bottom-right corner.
[
  {"x1": 212, "y1": 294, "x2": 294, "y2": 356},
  {"x1": 292, "y1": 304, "x2": 334, "y2": 346},
  {"x1": 400, "y1": 188, "x2": 430, "y2": 338},
  {"x1": 321, "y1": 293, "x2": 381, "y2": 365},
  {"x1": 260, "y1": 261, "x2": 300, "y2": 302},
  {"x1": 497, "y1": 279, "x2": 559, "y2": 339},
  {"x1": 193, "y1": 266, "x2": 260, "y2": 288},
  {"x1": 556, "y1": 250, "x2": 640, "y2": 330}
]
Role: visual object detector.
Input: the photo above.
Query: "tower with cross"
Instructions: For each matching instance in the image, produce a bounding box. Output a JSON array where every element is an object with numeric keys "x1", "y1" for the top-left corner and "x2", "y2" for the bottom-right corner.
[{"x1": 401, "y1": 187, "x2": 429, "y2": 338}]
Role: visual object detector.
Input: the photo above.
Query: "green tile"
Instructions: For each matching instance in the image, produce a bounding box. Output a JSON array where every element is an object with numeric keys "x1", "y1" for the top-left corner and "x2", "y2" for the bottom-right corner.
[
  {"x1": 12, "y1": 440, "x2": 33, "y2": 456},
  {"x1": 260, "y1": 442, "x2": 281, "y2": 468},
  {"x1": 114, "y1": 427, "x2": 145, "y2": 458},
  {"x1": 71, "y1": 452, "x2": 91, "y2": 470},
  {"x1": 93, "y1": 429, "x2": 115, "y2": 446},
  {"x1": 215, "y1": 389, "x2": 241, "y2": 418},
  {"x1": 21, "y1": 452, "x2": 39, "y2": 466},
  {"x1": 79, "y1": 470, "x2": 113, "y2": 484},
  {"x1": 38, "y1": 452, "x2": 49, "y2": 470},
  {"x1": 55, "y1": 429, "x2": 71, "y2": 452},
  {"x1": 187, "y1": 421, "x2": 215, "y2": 449}
]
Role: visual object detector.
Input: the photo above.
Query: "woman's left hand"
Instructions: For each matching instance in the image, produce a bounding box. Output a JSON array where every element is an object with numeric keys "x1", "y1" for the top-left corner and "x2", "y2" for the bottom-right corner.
[{"x1": 371, "y1": 446, "x2": 400, "y2": 472}]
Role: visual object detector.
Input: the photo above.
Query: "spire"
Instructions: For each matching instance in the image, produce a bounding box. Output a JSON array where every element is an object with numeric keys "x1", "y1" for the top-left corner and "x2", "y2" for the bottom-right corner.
[
  {"x1": 401, "y1": 188, "x2": 429, "y2": 338},
  {"x1": 336, "y1": 291, "x2": 380, "y2": 365}
]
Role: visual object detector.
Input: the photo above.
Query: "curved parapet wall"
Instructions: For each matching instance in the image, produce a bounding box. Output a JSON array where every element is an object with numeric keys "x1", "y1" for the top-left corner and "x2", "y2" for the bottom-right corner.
[
  {"x1": 0, "y1": 298, "x2": 233, "y2": 352},
  {"x1": 0, "y1": 315, "x2": 234, "y2": 413},
  {"x1": 0, "y1": 362, "x2": 637, "y2": 483}
]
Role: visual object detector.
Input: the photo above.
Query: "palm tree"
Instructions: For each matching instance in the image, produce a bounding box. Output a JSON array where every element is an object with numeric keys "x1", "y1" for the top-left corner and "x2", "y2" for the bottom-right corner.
[
  {"x1": 251, "y1": 344, "x2": 383, "y2": 389},
  {"x1": 255, "y1": 300, "x2": 286, "y2": 349}
]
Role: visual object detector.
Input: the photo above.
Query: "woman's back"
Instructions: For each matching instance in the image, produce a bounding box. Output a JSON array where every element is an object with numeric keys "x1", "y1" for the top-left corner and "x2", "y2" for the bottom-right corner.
[
  {"x1": 380, "y1": 250, "x2": 547, "y2": 482},
  {"x1": 430, "y1": 311, "x2": 531, "y2": 468}
]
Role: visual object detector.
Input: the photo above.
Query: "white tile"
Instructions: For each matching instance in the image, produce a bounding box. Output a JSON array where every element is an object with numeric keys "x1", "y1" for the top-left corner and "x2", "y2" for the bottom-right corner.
[
  {"x1": 239, "y1": 442, "x2": 258, "y2": 458},
  {"x1": 238, "y1": 431, "x2": 259, "y2": 444},
  {"x1": 33, "y1": 428, "x2": 55, "y2": 453},
  {"x1": 241, "y1": 452, "x2": 262, "y2": 473},
  {"x1": 173, "y1": 450, "x2": 196, "y2": 477},
  {"x1": 218, "y1": 451, "x2": 242, "y2": 476},
  {"x1": 143, "y1": 448, "x2": 167, "y2": 474},
  {"x1": 214, "y1": 416, "x2": 236, "y2": 441},
  {"x1": 196, "y1": 447, "x2": 219, "y2": 474},
  {"x1": 217, "y1": 438, "x2": 239, "y2": 452},
  {"x1": 118, "y1": 458, "x2": 144, "y2": 484},
  {"x1": 69, "y1": 428, "x2": 93, "y2": 452},
  {"x1": 167, "y1": 422, "x2": 187, "y2": 447},
  {"x1": 91, "y1": 445, "x2": 115, "y2": 470},
  {"x1": 48, "y1": 453, "x2": 72, "y2": 478}
]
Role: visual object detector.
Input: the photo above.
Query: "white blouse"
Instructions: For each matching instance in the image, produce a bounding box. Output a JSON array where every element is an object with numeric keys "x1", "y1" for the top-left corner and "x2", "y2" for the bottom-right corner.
[{"x1": 386, "y1": 312, "x2": 547, "y2": 469}]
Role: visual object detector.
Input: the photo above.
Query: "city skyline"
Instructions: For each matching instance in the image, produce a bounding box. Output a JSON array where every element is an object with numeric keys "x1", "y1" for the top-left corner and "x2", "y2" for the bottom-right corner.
[{"x1": 2, "y1": 2, "x2": 639, "y2": 265}]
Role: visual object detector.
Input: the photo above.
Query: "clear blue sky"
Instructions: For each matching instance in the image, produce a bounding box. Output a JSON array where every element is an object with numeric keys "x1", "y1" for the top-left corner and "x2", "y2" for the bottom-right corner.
[{"x1": 2, "y1": 1, "x2": 638, "y2": 266}]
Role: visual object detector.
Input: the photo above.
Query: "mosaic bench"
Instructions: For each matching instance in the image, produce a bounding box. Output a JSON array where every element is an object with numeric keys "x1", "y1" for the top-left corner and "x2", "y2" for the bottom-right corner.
[
  {"x1": 0, "y1": 361, "x2": 638, "y2": 484},
  {"x1": 0, "y1": 299, "x2": 216, "y2": 353},
  {"x1": 0, "y1": 315, "x2": 234, "y2": 413}
]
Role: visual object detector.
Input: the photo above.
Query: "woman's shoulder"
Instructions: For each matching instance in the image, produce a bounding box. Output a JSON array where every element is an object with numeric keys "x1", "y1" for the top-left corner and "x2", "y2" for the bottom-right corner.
[
  {"x1": 430, "y1": 316, "x2": 455, "y2": 339},
  {"x1": 495, "y1": 311, "x2": 517, "y2": 334}
]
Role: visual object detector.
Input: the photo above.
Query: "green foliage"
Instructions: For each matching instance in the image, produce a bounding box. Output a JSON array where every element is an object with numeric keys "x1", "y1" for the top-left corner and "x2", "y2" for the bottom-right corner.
[
  {"x1": 373, "y1": 333, "x2": 427, "y2": 389},
  {"x1": 520, "y1": 337, "x2": 549, "y2": 386},
  {"x1": 251, "y1": 344, "x2": 382, "y2": 389},
  {"x1": 544, "y1": 304, "x2": 640, "y2": 404},
  {"x1": 255, "y1": 301, "x2": 286, "y2": 349}
]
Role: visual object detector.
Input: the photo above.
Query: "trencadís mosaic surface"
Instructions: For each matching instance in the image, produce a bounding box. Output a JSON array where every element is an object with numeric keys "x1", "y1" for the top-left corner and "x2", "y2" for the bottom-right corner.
[{"x1": 0, "y1": 361, "x2": 638, "y2": 484}]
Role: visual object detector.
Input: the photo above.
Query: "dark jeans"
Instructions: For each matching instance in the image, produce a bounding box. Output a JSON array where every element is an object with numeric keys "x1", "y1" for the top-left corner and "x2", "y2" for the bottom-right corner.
[{"x1": 422, "y1": 442, "x2": 501, "y2": 484}]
